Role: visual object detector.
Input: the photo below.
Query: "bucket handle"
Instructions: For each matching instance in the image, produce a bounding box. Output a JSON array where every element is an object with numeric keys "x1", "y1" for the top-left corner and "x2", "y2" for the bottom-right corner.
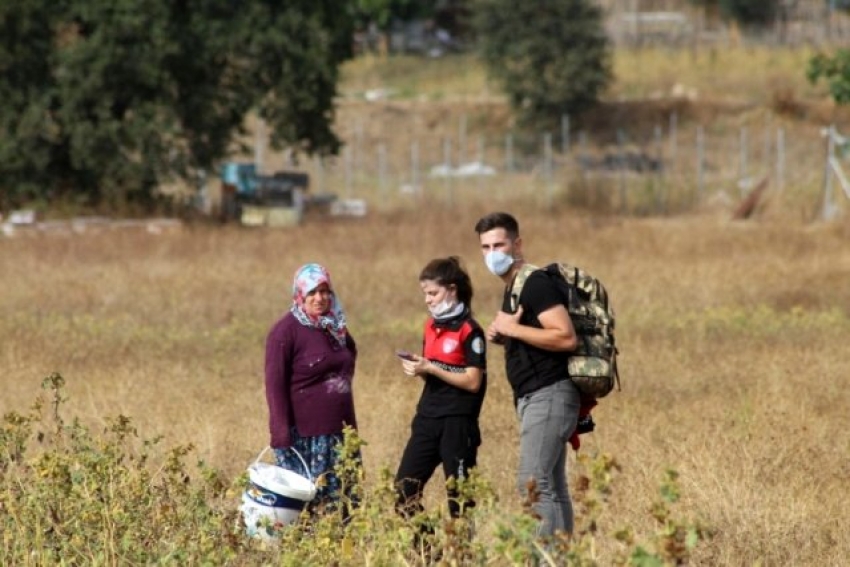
[{"x1": 255, "y1": 445, "x2": 313, "y2": 483}]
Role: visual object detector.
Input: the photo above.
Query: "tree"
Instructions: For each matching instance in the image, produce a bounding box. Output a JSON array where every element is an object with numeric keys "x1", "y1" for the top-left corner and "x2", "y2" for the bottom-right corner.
[
  {"x1": 0, "y1": 0, "x2": 64, "y2": 209},
  {"x1": 808, "y1": 49, "x2": 850, "y2": 105},
  {"x1": 0, "y1": 0, "x2": 354, "y2": 212},
  {"x1": 472, "y1": 0, "x2": 611, "y2": 136}
]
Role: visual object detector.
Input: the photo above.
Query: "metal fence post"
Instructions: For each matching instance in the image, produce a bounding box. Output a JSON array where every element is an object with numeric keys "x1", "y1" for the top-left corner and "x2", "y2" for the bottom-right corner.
[
  {"x1": 739, "y1": 126, "x2": 748, "y2": 196},
  {"x1": 378, "y1": 143, "x2": 387, "y2": 199},
  {"x1": 697, "y1": 125, "x2": 705, "y2": 204},
  {"x1": 579, "y1": 130, "x2": 590, "y2": 195},
  {"x1": 410, "y1": 140, "x2": 420, "y2": 195},
  {"x1": 354, "y1": 118, "x2": 364, "y2": 177},
  {"x1": 344, "y1": 145, "x2": 352, "y2": 199},
  {"x1": 544, "y1": 132, "x2": 553, "y2": 208},
  {"x1": 821, "y1": 125, "x2": 837, "y2": 221},
  {"x1": 618, "y1": 129, "x2": 627, "y2": 214},
  {"x1": 315, "y1": 155, "x2": 324, "y2": 195},
  {"x1": 776, "y1": 127, "x2": 785, "y2": 195},
  {"x1": 254, "y1": 119, "x2": 265, "y2": 173},
  {"x1": 669, "y1": 112, "x2": 678, "y2": 173},
  {"x1": 654, "y1": 124, "x2": 664, "y2": 213},
  {"x1": 458, "y1": 114, "x2": 467, "y2": 167},
  {"x1": 444, "y1": 138, "x2": 453, "y2": 206},
  {"x1": 477, "y1": 135, "x2": 485, "y2": 190}
]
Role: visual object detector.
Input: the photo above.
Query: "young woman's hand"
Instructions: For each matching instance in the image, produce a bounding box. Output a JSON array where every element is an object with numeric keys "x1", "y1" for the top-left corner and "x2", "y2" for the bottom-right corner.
[{"x1": 401, "y1": 354, "x2": 430, "y2": 377}]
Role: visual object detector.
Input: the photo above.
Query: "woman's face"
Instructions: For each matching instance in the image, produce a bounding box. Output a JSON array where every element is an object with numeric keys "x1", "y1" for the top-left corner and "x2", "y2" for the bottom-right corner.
[
  {"x1": 420, "y1": 279, "x2": 454, "y2": 310},
  {"x1": 303, "y1": 282, "x2": 332, "y2": 317}
]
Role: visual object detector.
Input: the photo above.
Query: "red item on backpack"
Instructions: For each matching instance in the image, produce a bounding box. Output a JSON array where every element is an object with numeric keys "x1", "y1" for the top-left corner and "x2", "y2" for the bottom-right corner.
[{"x1": 569, "y1": 398, "x2": 598, "y2": 451}]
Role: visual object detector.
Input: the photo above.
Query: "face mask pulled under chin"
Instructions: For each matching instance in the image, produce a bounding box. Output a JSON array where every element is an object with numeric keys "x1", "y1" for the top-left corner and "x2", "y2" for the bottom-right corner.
[
  {"x1": 485, "y1": 250, "x2": 514, "y2": 276},
  {"x1": 428, "y1": 299, "x2": 457, "y2": 318}
]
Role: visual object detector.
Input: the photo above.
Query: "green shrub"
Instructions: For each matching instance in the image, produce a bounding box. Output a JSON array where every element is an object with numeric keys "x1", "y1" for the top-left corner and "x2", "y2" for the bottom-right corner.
[
  {"x1": 1, "y1": 374, "x2": 709, "y2": 565},
  {"x1": 0, "y1": 373, "x2": 246, "y2": 564},
  {"x1": 472, "y1": 0, "x2": 612, "y2": 135}
]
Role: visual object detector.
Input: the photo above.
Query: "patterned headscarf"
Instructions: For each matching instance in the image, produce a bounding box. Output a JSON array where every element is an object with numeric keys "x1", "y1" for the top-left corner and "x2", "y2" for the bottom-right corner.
[{"x1": 290, "y1": 263, "x2": 348, "y2": 346}]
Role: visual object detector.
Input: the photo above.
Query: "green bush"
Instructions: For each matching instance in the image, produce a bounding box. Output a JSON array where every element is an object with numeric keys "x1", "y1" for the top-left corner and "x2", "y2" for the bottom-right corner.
[
  {"x1": 808, "y1": 49, "x2": 850, "y2": 105},
  {"x1": 472, "y1": 0, "x2": 611, "y2": 136},
  {"x1": 0, "y1": 373, "x2": 245, "y2": 564}
]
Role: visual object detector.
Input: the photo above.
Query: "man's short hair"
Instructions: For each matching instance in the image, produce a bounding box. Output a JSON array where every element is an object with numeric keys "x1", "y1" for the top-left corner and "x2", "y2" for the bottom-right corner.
[{"x1": 474, "y1": 212, "x2": 519, "y2": 240}]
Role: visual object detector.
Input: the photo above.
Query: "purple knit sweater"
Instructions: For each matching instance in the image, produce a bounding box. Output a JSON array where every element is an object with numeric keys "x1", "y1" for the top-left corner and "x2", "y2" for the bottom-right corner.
[{"x1": 264, "y1": 312, "x2": 358, "y2": 448}]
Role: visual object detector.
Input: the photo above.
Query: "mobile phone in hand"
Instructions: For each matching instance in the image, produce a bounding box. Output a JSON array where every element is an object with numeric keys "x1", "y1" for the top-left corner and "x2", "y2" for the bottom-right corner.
[{"x1": 395, "y1": 349, "x2": 416, "y2": 361}]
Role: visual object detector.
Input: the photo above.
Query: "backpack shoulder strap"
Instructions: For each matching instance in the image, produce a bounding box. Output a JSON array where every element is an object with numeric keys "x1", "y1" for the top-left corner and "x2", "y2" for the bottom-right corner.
[{"x1": 509, "y1": 263, "x2": 538, "y2": 313}]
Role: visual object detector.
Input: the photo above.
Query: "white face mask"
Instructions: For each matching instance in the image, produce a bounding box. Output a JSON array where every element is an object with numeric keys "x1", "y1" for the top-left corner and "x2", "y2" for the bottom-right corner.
[
  {"x1": 485, "y1": 250, "x2": 514, "y2": 276},
  {"x1": 428, "y1": 298, "x2": 457, "y2": 318}
]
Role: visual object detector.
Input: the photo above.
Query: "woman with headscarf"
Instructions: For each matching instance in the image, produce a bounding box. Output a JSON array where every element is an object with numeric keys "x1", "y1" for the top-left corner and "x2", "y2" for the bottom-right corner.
[{"x1": 264, "y1": 263, "x2": 359, "y2": 513}]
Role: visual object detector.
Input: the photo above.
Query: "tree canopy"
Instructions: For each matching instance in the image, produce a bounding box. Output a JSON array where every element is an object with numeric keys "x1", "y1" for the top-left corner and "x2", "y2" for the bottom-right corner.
[
  {"x1": 472, "y1": 0, "x2": 611, "y2": 136},
  {"x1": 0, "y1": 0, "x2": 354, "y2": 211}
]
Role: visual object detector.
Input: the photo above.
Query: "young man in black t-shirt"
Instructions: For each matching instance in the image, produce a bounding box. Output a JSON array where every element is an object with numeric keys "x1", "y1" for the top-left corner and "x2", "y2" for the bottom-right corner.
[{"x1": 474, "y1": 211, "x2": 581, "y2": 537}]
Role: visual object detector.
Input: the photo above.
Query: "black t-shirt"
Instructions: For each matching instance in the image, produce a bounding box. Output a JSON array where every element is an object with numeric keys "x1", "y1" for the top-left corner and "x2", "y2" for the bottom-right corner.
[
  {"x1": 416, "y1": 312, "x2": 487, "y2": 419},
  {"x1": 501, "y1": 270, "x2": 570, "y2": 398}
]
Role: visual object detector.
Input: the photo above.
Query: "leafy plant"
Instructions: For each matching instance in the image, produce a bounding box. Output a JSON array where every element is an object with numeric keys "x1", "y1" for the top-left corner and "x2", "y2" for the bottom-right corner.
[
  {"x1": 808, "y1": 49, "x2": 850, "y2": 105},
  {"x1": 1, "y1": 374, "x2": 710, "y2": 565},
  {"x1": 0, "y1": 373, "x2": 247, "y2": 564},
  {"x1": 613, "y1": 469, "x2": 711, "y2": 566}
]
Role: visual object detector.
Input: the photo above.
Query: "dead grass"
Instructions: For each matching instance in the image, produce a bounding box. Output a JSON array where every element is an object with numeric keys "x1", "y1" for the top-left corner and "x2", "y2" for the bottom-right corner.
[
  {"x1": 609, "y1": 45, "x2": 827, "y2": 104},
  {"x1": 1, "y1": 205, "x2": 849, "y2": 564},
  {"x1": 338, "y1": 46, "x2": 832, "y2": 107}
]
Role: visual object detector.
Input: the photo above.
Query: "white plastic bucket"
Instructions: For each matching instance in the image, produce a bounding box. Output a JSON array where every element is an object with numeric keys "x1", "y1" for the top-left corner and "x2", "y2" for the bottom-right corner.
[{"x1": 240, "y1": 446, "x2": 316, "y2": 540}]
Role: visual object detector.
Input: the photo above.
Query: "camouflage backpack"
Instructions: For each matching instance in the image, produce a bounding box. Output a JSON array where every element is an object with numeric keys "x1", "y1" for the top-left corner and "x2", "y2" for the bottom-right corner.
[{"x1": 510, "y1": 262, "x2": 620, "y2": 398}]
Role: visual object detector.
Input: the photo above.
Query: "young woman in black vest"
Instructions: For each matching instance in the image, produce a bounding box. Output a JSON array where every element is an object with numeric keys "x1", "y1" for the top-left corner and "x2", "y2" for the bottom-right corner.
[{"x1": 394, "y1": 256, "x2": 487, "y2": 523}]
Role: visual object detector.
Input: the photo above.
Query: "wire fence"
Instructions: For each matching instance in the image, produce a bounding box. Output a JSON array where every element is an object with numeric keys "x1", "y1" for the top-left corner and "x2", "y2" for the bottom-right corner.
[
  {"x1": 254, "y1": 111, "x2": 837, "y2": 220},
  {"x1": 599, "y1": 0, "x2": 850, "y2": 48}
]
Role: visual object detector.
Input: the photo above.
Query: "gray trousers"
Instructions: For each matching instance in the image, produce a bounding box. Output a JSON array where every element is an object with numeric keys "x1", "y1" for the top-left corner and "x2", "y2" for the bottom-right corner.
[{"x1": 516, "y1": 379, "x2": 581, "y2": 536}]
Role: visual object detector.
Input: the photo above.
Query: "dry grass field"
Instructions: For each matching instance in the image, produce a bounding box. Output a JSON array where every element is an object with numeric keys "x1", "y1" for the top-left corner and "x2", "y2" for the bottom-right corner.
[
  {"x1": 2, "y1": 201, "x2": 849, "y2": 564},
  {"x1": 4, "y1": 44, "x2": 850, "y2": 564},
  {"x1": 341, "y1": 46, "x2": 828, "y2": 105}
]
